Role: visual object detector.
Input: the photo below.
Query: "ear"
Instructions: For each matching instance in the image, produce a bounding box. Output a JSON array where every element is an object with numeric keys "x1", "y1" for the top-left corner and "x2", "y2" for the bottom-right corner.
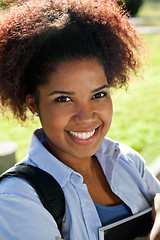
[{"x1": 26, "y1": 94, "x2": 39, "y2": 115}]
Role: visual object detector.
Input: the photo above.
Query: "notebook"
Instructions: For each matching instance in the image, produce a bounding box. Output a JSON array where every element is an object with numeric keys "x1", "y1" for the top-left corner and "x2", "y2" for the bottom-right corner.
[{"x1": 99, "y1": 207, "x2": 153, "y2": 240}]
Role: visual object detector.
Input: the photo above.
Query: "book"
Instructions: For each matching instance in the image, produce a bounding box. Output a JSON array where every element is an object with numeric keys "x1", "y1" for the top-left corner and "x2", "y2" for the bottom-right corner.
[{"x1": 99, "y1": 207, "x2": 153, "y2": 240}]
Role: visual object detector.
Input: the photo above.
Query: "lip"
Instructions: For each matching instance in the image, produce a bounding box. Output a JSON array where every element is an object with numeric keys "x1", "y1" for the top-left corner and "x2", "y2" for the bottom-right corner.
[{"x1": 66, "y1": 127, "x2": 99, "y2": 145}]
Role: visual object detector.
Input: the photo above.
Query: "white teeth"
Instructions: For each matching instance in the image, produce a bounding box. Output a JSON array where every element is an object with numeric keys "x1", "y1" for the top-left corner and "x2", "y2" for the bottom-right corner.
[{"x1": 69, "y1": 129, "x2": 95, "y2": 140}]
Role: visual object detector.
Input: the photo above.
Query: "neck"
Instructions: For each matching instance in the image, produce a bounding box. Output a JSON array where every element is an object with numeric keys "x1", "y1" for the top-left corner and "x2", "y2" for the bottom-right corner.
[
  {"x1": 67, "y1": 155, "x2": 97, "y2": 175},
  {"x1": 43, "y1": 138, "x2": 95, "y2": 175}
]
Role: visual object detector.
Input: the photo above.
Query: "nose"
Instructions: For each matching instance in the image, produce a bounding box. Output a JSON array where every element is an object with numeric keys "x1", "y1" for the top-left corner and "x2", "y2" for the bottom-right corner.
[{"x1": 73, "y1": 104, "x2": 96, "y2": 124}]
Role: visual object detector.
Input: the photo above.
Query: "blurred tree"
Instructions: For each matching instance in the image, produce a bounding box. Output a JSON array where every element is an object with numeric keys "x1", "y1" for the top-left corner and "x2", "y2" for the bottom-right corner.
[
  {"x1": 0, "y1": 0, "x2": 144, "y2": 16},
  {"x1": 0, "y1": 0, "x2": 17, "y2": 8},
  {"x1": 119, "y1": 0, "x2": 144, "y2": 16}
]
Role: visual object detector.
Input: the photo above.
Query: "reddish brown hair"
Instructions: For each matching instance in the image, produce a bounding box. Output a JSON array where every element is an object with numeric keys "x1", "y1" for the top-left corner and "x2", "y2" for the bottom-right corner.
[{"x1": 0, "y1": 0, "x2": 145, "y2": 121}]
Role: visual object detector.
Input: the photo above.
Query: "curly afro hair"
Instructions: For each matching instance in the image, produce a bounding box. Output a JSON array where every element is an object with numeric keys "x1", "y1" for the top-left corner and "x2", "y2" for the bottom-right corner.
[{"x1": 0, "y1": 0, "x2": 145, "y2": 121}]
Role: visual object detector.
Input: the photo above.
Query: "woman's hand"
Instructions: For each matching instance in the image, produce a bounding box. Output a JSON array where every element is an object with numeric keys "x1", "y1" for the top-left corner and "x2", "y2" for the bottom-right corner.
[{"x1": 147, "y1": 193, "x2": 160, "y2": 240}]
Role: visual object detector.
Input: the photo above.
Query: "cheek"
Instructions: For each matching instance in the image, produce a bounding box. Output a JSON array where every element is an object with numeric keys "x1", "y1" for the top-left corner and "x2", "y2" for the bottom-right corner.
[
  {"x1": 100, "y1": 98, "x2": 113, "y2": 122},
  {"x1": 39, "y1": 105, "x2": 70, "y2": 133}
]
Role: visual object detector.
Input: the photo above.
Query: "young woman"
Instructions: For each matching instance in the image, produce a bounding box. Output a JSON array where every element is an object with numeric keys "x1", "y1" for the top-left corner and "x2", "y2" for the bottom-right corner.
[{"x1": 0, "y1": 0, "x2": 160, "y2": 239}]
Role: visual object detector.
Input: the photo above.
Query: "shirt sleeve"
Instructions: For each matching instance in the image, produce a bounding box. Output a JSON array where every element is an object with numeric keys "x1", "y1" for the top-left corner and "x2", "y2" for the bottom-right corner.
[
  {"x1": 143, "y1": 165, "x2": 160, "y2": 198},
  {"x1": 0, "y1": 177, "x2": 62, "y2": 240},
  {"x1": 127, "y1": 145, "x2": 160, "y2": 196},
  {"x1": 120, "y1": 143, "x2": 160, "y2": 199}
]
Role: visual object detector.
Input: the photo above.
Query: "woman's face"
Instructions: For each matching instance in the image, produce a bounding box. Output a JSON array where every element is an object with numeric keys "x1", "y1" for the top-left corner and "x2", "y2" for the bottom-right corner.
[{"x1": 30, "y1": 58, "x2": 113, "y2": 162}]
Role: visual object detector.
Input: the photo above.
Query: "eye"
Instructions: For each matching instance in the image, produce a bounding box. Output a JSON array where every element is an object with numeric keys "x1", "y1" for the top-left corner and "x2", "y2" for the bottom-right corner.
[
  {"x1": 54, "y1": 96, "x2": 71, "y2": 103},
  {"x1": 92, "y1": 91, "x2": 107, "y2": 99}
]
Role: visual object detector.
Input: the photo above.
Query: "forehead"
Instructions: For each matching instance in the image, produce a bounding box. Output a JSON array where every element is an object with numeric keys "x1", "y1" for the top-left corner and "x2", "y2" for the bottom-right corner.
[
  {"x1": 55, "y1": 57, "x2": 103, "y2": 73},
  {"x1": 46, "y1": 57, "x2": 108, "y2": 90}
]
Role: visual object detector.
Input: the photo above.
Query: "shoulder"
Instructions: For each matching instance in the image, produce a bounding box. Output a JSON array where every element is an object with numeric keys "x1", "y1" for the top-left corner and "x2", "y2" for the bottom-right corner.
[
  {"x1": 0, "y1": 155, "x2": 42, "y2": 205},
  {"x1": 118, "y1": 142, "x2": 146, "y2": 169},
  {"x1": 0, "y1": 170, "x2": 39, "y2": 202},
  {"x1": 98, "y1": 137, "x2": 146, "y2": 171},
  {"x1": 0, "y1": 165, "x2": 60, "y2": 239}
]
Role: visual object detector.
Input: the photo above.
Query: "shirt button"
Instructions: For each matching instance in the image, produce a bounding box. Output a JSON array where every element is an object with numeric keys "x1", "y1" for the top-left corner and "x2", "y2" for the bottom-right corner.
[
  {"x1": 133, "y1": 207, "x2": 138, "y2": 213},
  {"x1": 71, "y1": 173, "x2": 83, "y2": 184}
]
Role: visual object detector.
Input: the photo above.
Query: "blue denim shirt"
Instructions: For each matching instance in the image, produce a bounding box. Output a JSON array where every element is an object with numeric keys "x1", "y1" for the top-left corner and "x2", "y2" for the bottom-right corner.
[{"x1": 0, "y1": 128, "x2": 160, "y2": 240}]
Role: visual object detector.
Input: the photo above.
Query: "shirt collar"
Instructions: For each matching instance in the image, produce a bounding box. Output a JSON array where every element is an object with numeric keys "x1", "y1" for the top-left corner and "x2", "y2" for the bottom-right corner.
[
  {"x1": 95, "y1": 137, "x2": 120, "y2": 184},
  {"x1": 28, "y1": 128, "x2": 120, "y2": 186},
  {"x1": 28, "y1": 128, "x2": 74, "y2": 187}
]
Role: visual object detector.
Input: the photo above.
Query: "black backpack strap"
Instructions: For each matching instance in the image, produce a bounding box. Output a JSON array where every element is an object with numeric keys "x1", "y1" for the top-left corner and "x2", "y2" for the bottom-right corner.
[{"x1": 0, "y1": 163, "x2": 65, "y2": 233}]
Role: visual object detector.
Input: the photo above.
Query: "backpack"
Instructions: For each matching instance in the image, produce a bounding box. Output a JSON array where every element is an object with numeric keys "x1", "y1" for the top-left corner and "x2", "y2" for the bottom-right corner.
[{"x1": 0, "y1": 163, "x2": 65, "y2": 233}]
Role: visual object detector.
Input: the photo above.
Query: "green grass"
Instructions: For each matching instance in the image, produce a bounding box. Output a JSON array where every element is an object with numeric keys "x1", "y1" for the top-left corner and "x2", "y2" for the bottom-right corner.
[
  {"x1": 138, "y1": 2, "x2": 160, "y2": 18},
  {"x1": 0, "y1": 114, "x2": 41, "y2": 162},
  {"x1": 108, "y1": 34, "x2": 160, "y2": 164},
  {"x1": 137, "y1": 1, "x2": 160, "y2": 26}
]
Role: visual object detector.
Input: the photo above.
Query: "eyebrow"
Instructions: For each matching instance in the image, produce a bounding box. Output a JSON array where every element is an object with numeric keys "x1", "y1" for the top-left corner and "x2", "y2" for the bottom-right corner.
[
  {"x1": 48, "y1": 84, "x2": 109, "y2": 96},
  {"x1": 91, "y1": 84, "x2": 109, "y2": 93},
  {"x1": 48, "y1": 90, "x2": 75, "y2": 96}
]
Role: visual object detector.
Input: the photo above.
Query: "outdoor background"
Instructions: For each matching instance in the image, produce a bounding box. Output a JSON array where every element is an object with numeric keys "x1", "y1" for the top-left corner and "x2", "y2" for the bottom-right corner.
[{"x1": 0, "y1": 0, "x2": 160, "y2": 165}]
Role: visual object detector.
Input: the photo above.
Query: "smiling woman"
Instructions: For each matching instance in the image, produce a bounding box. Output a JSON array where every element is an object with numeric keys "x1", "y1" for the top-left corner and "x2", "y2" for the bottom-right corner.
[
  {"x1": 27, "y1": 58, "x2": 113, "y2": 165},
  {"x1": 0, "y1": 0, "x2": 160, "y2": 240}
]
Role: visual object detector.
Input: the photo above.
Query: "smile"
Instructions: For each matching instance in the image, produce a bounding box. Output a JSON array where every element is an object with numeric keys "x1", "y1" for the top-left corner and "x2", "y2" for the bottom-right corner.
[{"x1": 68, "y1": 129, "x2": 96, "y2": 140}]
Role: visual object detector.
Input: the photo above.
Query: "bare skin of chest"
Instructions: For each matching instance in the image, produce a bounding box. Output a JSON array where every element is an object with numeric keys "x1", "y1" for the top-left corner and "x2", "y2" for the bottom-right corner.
[{"x1": 78, "y1": 157, "x2": 122, "y2": 206}]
